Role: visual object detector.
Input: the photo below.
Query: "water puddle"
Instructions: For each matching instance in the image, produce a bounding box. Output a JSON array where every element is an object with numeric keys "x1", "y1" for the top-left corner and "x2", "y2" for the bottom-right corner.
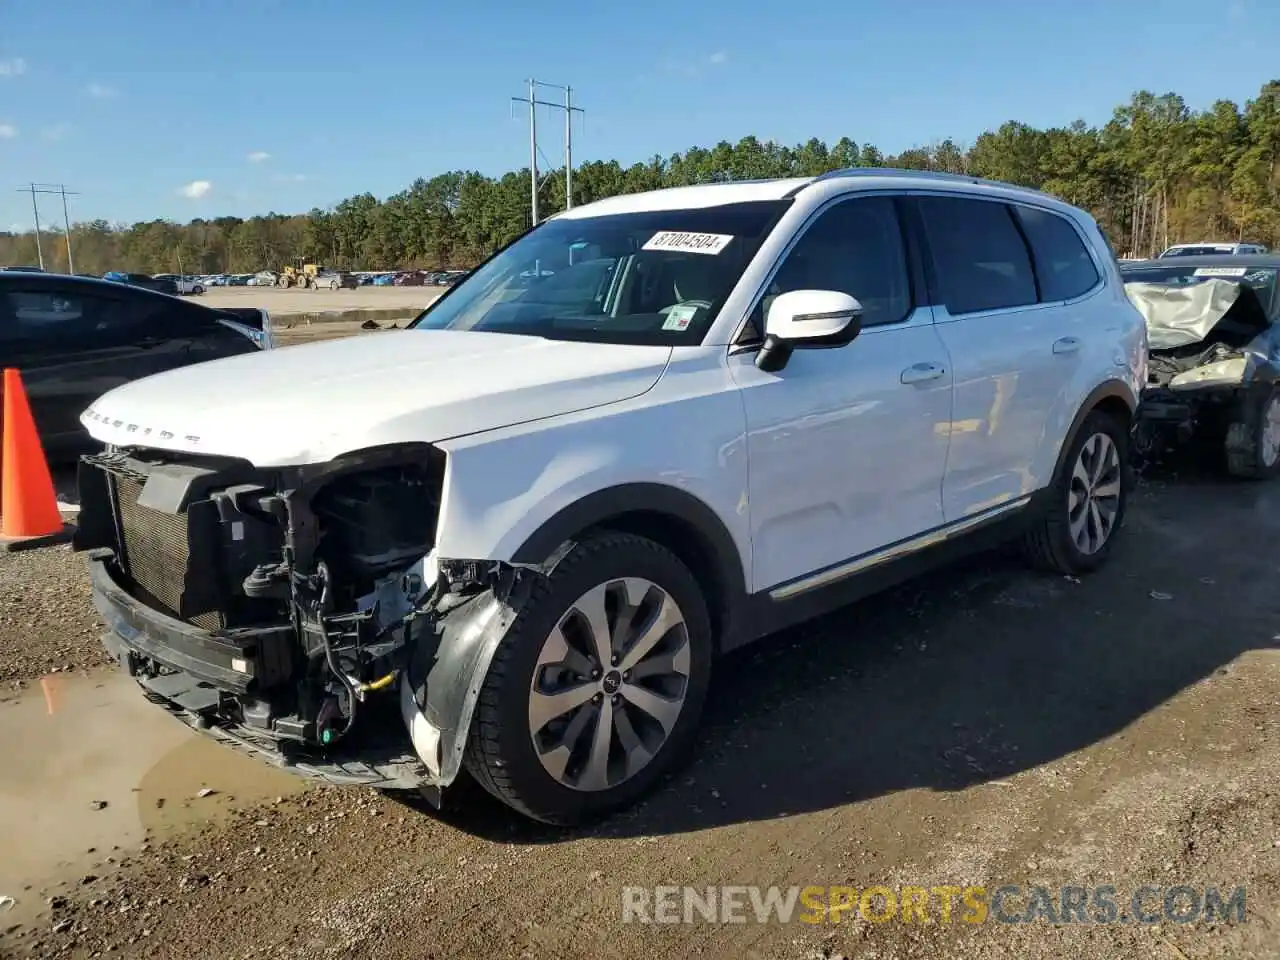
[{"x1": 0, "y1": 670, "x2": 304, "y2": 928}]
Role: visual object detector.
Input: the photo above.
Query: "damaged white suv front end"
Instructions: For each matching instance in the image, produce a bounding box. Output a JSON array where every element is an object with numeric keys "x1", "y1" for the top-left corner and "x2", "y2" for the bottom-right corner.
[{"x1": 73, "y1": 327, "x2": 679, "y2": 797}]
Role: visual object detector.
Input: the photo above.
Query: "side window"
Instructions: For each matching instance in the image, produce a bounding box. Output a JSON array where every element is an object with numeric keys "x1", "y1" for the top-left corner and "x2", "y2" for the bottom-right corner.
[
  {"x1": 1014, "y1": 206, "x2": 1100, "y2": 301},
  {"x1": 918, "y1": 197, "x2": 1037, "y2": 315},
  {"x1": 745, "y1": 196, "x2": 912, "y2": 339},
  {"x1": 0, "y1": 288, "x2": 109, "y2": 345}
]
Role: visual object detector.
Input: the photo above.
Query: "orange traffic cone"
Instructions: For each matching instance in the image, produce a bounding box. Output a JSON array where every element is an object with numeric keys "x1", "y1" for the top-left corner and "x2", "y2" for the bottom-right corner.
[{"x1": 1, "y1": 368, "x2": 70, "y2": 552}]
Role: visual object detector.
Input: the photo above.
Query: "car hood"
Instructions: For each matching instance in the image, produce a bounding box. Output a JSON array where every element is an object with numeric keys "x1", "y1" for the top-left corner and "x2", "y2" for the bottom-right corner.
[{"x1": 81, "y1": 329, "x2": 672, "y2": 466}]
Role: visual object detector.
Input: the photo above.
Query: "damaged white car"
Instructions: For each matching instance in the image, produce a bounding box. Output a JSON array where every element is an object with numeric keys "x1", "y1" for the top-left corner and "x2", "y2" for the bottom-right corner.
[
  {"x1": 1122, "y1": 258, "x2": 1280, "y2": 477},
  {"x1": 73, "y1": 170, "x2": 1144, "y2": 824}
]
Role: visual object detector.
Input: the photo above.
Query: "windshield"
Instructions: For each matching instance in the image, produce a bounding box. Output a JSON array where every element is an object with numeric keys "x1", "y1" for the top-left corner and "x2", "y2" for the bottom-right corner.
[
  {"x1": 1122, "y1": 264, "x2": 1278, "y2": 318},
  {"x1": 408, "y1": 199, "x2": 791, "y2": 345}
]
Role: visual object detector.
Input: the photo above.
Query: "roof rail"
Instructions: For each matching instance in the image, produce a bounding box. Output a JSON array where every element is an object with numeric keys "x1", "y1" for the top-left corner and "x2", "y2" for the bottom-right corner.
[{"x1": 810, "y1": 167, "x2": 1050, "y2": 196}]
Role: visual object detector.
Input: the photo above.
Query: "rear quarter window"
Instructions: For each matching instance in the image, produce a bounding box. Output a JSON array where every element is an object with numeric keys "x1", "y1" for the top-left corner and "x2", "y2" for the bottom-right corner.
[{"x1": 1014, "y1": 206, "x2": 1101, "y2": 301}]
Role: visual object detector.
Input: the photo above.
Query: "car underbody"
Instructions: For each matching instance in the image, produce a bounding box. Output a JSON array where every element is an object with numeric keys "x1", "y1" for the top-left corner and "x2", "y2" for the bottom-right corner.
[{"x1": 73, "y1": 444, "x2": 552, "y2": 804}]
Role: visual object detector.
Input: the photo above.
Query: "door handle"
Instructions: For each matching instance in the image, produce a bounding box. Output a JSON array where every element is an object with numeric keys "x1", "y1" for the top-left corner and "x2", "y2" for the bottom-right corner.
[
  {"x1": 1053, "y1": 336, "x2": 1082, "y2": 355},
  {"x1": 900, "y1": 362, "x2": 946, "y2": 385}
]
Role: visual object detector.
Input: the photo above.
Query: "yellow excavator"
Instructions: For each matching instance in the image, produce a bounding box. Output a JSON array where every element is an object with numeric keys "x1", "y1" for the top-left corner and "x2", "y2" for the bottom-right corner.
[{"x1": 277, "y1": 259, "x2": 321, "y2": 289}]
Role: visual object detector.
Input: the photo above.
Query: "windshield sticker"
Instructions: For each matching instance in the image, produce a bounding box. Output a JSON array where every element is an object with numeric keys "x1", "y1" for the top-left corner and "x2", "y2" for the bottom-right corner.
[
  {"x1": 642, "y1": 231, "x2": 734, "y2": 255},
  {"x1": 1192, "y1": 267, "x2": 1249, "y2": 278},
  {"x1": 662, "y1": 304, "x2": 700, "y2": 331}
]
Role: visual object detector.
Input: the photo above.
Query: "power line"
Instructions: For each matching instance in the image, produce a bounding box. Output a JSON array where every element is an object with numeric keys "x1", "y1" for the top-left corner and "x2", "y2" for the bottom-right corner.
[
  {"x1": 511, "y1": 79, "x2": 584, "y2": 226},
  {"x1": 16, "y1": 183, "x2": 81, "y2": 272}
]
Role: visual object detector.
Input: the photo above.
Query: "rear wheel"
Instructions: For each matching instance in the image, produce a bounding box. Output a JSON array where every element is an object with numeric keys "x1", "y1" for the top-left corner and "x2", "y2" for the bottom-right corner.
[
  {"x1": 1225, "y1": 386, "x2": 1280, "y2": 480},
  {"x1": 329, "y1": 279, "x2": 339, "y2": 291},
  {"x1": 463, "y1": 532, "x2": 712, "y2": 825},
  {"x1": 1022, "y1": 409, "x2": 1130, "y2": 575}
]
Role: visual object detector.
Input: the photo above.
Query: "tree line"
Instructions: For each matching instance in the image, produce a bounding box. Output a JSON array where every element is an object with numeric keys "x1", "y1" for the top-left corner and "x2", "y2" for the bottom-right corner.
[{"x1": 2, "y1": 81, "x2": 1278, "y2": 275}]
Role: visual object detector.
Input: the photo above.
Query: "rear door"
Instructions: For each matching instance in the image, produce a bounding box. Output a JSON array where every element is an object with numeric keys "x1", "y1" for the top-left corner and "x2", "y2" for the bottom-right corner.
[{"x1": 914, "y1": 195, "x2": 1097, "y2": 520}]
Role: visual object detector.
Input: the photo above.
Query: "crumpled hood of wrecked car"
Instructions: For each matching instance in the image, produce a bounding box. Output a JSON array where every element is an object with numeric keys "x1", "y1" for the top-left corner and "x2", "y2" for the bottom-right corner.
[{"x1": 80, "y1": 329, "x2": 672, "y2": 465}]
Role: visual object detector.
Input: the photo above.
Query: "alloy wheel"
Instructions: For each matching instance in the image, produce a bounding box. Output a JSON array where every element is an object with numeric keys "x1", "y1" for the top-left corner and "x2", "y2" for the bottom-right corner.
[
  {"x1": 1068, "y1": 432, "x2": 1122, "y2": 555},
  {"x1": 527, "y1": 578, "x2": 691, "y2": 792},
  {"x1": 1260, "y1": 395, "x2": 1280, "y2": 468}
]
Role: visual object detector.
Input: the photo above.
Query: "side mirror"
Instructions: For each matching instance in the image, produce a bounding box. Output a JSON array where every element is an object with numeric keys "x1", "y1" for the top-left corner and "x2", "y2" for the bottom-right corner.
[{"x1": 756, "y1": 289, "x2": 863, "y2": 372}]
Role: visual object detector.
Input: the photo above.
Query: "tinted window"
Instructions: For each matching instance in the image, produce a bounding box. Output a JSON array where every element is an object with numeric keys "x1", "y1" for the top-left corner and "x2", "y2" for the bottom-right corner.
[
  {"x1": 759, "y1": 196, "x2": 912, "y2": 329},
  {"x1": 1015, "y1": 206, "x2": 1100, "y2": 301},
  {"x1": 0, "y1": 288, "x2": 112, "y2": 345},
  {"x1": 919, "y1": 197, "x2": 1037, "y2": 315}
]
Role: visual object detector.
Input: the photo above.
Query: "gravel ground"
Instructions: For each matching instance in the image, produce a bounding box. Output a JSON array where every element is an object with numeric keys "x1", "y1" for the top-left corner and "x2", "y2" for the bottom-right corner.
[
  {"x1": 1, "y1": 467, "x2": 1277, "y2": 959},
  {"x1": 0, "y1": 545, "x2": 107, "y2": 685}
]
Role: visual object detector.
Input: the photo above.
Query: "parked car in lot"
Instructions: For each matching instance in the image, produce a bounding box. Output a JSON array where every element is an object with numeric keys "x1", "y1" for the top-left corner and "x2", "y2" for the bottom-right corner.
[
  {"x1": 103, "y1": 271, "x2": 180, "y2": 295},
  {"x1": 153, "y1": 274, "x2": 206, "y2": 295},
  {"x1": 315, "y1": 269, "x2": 359, "y2": 290},
  {"x1": 1122, "y1": 255, "x2": 1280, "y2": 475},
  {"x1": 1159, "y1": 242, "x2": 1269, "y2": 258},
  {"x1": 1, "y1": 272, "x2": 271, "y2": 461},
  {"x1": 73, "y1": 169, "x2": 1143, "y2": 825}
]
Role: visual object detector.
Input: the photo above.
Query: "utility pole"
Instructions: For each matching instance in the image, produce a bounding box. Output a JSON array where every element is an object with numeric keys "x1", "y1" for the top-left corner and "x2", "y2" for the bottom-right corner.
[
  {"x1": 511, "y1": 80, "x2": 584, "y2": 226},
  {"x1": 22, "y1": 184, "x2": 44, "y2": 270},
  {"x1": 17, "y1": 183, "x2": 80, "y2": 272}
]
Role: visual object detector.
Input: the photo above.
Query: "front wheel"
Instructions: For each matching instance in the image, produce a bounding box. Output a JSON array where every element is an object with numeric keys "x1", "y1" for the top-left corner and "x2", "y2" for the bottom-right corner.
[
  {"x1": 1022, "y1": 409, "x2": 1130, "y2": 575},
  {"x1": 329, "y1": 280, "x2": 339, "y2": 291},
  {"x1": 463, "y1": 532, "x2": 713, "y2": 825},
  {"x1": 1225, "y1": 386, "x2": 1280, "y2": 480}
]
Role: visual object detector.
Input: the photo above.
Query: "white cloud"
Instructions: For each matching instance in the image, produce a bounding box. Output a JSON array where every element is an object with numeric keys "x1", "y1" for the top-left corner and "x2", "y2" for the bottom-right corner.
[
  {"x1": 0, "y1": 58, "x2": 25, "y2": 77},
  {"x1": 0, "y1": 123, "x2": 17, "y2": 138},
  {"x1": 178, "y1": 179, "x2": 212, "y2": 199},
  {"x1": 709, "y1": 51, "x2": 728, "y2": 65},
  {"x1": 40, "y1": 123, "x2": 70, "y2": 141},
  {"x1": 247, "y1": 150, "x2": 271, "y2": 163},
  {"x1": 87, "y1": 82, "x2": 118, "y2": 99}
]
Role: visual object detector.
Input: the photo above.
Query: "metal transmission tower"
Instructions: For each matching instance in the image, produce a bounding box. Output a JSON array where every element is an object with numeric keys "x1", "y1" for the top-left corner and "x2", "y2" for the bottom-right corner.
[
  {"x1": 511, "y1": 79, "x2": 584, "y2": 226},
  {"x1": 16, "y1": 183, "x2": 81, "y2": 272}
]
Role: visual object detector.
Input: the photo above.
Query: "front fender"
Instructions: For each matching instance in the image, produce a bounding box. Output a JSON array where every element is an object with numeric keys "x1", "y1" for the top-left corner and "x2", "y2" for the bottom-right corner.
[{"x1": 400, "y1": 569, "x2": 539, "y2": 788}]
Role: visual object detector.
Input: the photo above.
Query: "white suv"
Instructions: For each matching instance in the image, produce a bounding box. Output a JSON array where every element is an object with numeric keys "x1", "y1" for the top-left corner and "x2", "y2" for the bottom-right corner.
[{"x1": 73, "y1": 169, "x2": 1146, "y2": 824}]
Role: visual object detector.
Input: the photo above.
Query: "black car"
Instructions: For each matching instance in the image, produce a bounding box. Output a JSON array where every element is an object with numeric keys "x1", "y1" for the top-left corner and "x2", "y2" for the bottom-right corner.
[
  {"x1": 0, "y1": 272, "x2": 272, "y2": 461},
  {"x1": 104, "y1": 272, "x2": 180, "y2": 295},
  {"x1": 1120, "y1": 255, "x2": 1280, "y2": 476}
]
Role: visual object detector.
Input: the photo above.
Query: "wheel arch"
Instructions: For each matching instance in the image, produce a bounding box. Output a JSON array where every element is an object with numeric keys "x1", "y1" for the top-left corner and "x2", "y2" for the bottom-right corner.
[
  {"x1": 510, "y1": 482, "x2": 749, "y2": 653},
  {"x1": 1051, "y1": 379, "x2": 1137, "y2": 483}
]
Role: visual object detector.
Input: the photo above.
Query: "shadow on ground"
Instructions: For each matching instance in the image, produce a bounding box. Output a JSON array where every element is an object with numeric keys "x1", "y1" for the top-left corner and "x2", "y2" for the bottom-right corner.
[{"x1": 394, "y1": 461, "x2": 1280, "y2": 844}]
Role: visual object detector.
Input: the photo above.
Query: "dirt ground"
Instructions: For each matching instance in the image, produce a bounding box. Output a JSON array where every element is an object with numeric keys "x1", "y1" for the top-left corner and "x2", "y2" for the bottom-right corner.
[
  {"x1": 1, "y1": 463, "x2": 1277, "y2": 958},
  {"x1": 199, "y1": 285, "x2": 441, "y2": 319}
]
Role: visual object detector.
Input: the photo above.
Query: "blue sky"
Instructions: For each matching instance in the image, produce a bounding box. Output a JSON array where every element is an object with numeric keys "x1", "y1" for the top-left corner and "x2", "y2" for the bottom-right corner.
[{"x1": 0, "y1": 0, "x2": 1275, "y2": 230}]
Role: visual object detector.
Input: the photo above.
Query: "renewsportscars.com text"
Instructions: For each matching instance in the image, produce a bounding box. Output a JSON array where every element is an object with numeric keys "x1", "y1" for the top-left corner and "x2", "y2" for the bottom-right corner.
[{"x1": 621, "y1": 884, "x2": 1247, "y2": 925}]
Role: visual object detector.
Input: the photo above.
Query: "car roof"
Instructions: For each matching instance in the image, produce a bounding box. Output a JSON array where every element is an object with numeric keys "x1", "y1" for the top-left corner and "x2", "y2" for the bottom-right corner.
[
  {"x1": 1120, "y1": 254, "x2": 1280, "y2": 271},
  {"x1": 0, "y1": 270, "x2": 222, "y2": 306},
  {"x1": 553, "y1": 167, "x2": 1068, "y2": 221}
]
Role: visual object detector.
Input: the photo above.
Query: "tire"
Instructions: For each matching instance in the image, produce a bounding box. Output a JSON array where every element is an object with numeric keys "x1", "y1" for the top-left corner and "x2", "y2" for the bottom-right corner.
[
  {"x1": 1224, "y1": 386, "x2": 1280, "y2": 480},
  {"x1": 1022, "y1": 408, "x2": 1130, "y2": 575},
  {"x1": 193, "y1": 285, "x2": 204, "y2": 295},
  {"x1": 329, "y1": 280, "x2": 339, "y2": 291},
  {"x1": 463, "y1": 531, "x2": 713, "y2": 825}
]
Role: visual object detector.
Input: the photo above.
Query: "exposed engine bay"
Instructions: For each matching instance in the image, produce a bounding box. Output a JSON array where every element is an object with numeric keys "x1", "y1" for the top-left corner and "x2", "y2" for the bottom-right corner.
[
  {"x1": 72, "y1": 444, "x2": 547, "y2": 798},
  {"x1": 1125, "y1": 275, "x2": 1280, "y2": 467}
]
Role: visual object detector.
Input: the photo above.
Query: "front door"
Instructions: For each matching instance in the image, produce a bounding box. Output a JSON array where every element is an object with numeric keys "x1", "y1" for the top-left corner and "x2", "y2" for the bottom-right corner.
[{"x1": 728, "y1": 194, "x2": 954, "y2": 594}]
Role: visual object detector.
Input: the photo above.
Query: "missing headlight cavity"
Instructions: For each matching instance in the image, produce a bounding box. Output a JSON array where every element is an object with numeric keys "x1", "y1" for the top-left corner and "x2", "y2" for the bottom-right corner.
[{"x1": 307, "y1": 457, "x2": 444, "y2": 602}]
